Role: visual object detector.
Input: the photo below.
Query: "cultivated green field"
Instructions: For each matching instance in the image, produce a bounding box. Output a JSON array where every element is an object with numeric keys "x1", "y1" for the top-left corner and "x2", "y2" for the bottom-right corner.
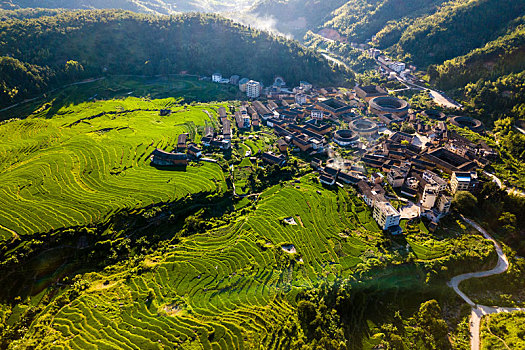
[
  {"x1": 0, "y1": 97, "x2": 228, "y2": 240},
  {"x1": 15, "y1": 177, "x2": 382, "y2": 348},
  {"x1": 0, "y1": 77, "x2": 501, "y2": 349},
  {"x1": 9, "y1": 174, "x2": 493, "y2": 349}
]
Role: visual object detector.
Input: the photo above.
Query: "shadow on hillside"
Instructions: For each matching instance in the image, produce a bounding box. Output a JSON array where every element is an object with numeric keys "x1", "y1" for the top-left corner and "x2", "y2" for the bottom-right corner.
[{"x1": 150, "y1": 164, "x2": 188, "y2": 171}]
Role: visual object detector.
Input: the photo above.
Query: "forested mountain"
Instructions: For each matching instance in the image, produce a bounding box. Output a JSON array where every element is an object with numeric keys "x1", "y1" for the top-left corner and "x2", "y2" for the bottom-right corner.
[
  {"x1": 250, "y1": 0, "x2": 525, "y2": 70},
  {"x1": 389, "y1": 0, "x2": 525, "y2": 67},
  {"x1": 0, "y1": 9, "x2": 350, "y2": 107},
  {"x1": 429, "y1": 17, "x2": 525, "y2": 90},
  {"x1": 248, "y1": 0, "x2": 346, "y2": 37},
  {"x1": 324, "y1": 0, "x2": 446, "y2": 44},
  {"x1": 0, "y1": 0, "x2": 255, "y2": 14}
]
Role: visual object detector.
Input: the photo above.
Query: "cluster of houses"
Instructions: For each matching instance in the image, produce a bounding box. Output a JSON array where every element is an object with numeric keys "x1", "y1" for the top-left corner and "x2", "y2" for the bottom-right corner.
[
  {"x1": 150, "y1": 106, "x2": 234, "y2": 167},
  {"x1": 151, "y1": 76, "x2": 496, "y2": 234},
  {"x1": 211, "y1": 72, "x2": 264, "y2": 98},
  {"x1": 367, "y1": 48, "x2": 418, "y2": 83},
  {"x1": 331, "y1": 112, "x2": 492, "y2": 232},
  {"x1": 211, "y1": 73, "x2": 316, "y2": 101},
  {"x1": 244, "y1": 81, "x2": 494, "y2": 233}
]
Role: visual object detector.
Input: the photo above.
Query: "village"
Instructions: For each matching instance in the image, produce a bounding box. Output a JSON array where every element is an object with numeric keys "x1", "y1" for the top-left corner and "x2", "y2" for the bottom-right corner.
[{"x1": 150, "y1": 73, "x2": 495, "y2": 235}]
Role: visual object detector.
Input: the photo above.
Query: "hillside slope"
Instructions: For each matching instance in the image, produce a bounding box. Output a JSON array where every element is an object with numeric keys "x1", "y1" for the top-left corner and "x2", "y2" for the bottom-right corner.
[
  {"x1": 430, "y1": 17, "x2": 525, "y2": 90},
  {"x1": 325, "y1": 0, "x2": 446, "y2": 43},
  {"x1": 391, "y1": 0, "x2": 525, "y2": 67},
  {"x1": 0, "y1": 9, "x2": 350, "y2": 107}
]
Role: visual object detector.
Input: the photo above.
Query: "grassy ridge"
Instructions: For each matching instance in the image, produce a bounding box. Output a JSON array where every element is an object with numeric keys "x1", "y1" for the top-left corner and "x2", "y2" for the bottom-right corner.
[{"x1": 0, "y1": 97, "x2": 227, "y2": 239}]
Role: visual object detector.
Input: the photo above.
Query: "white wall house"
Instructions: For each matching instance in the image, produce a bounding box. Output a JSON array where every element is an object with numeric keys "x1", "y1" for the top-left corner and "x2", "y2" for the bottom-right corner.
[
  {"x1": 311, "y1": 110, "x2": 324, "y2": 121},
  {"x1": 451, "y1": 171, "x2": 478, "y2": 194},
  {"x1": 373, "y1": 201, "x2": 401, "y2": 230},
  {"x1": 212, "y1": 73, "x2": 222, "y2": 83},
  {"x1": 246, "y1": 80, "x2": 261, "y2": 98}
]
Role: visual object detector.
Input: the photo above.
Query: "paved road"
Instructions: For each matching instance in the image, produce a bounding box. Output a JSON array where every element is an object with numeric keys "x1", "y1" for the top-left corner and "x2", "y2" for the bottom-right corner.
[
  {"x1": 514, "y1": 125, "x2": 525, "y2": 135},
  {"x1": 448, "y1": 217, "x2": 525, "y2": 350},
  {"x1": 428, "y1": 89, "x2": 463, "y2": 109}
]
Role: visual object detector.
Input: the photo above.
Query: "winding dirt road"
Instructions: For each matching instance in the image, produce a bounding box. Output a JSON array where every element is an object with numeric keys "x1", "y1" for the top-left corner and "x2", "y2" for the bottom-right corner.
[{"x1": 448, "y1": 216, "x2": 525, "y2": 350}]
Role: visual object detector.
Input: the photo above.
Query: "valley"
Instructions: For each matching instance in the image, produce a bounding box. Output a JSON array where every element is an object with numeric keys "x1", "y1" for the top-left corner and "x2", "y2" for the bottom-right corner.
[{"x1": 0, "y1": 4, "x2": 524, "y2": 350}]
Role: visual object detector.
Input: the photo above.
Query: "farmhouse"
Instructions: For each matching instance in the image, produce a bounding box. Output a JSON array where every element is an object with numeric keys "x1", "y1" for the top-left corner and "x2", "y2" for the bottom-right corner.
[
  {"x1": 450, "y1": 171, "x2": 479, "y2": 194},
  {"x1": 295, "y1": 94, "x2": 307, "y2": 105},
  {"x1": 201, "y1": 136, "x2": 212, "y2": 147},
  {"x1": 292, "y1": 135, "x2": 313, "y2": 152},
  {"x1": 212, "y1": 73, "x2": 222, "y2": 83},
  {"x1": 276, "y1": 139, "x2": 288, "y2": 152},
  {"x1": 261, "y1": 152, "x2": 286, "y2": 167},
  {"x1": 177, "y1": 133, "x2": 188, "y2": 150},
  {"x1": 229, "y1": 75, "x2": 240, "y2": 85},
  {"x1": 218, "y1": 106, "x2": 227, "y2": 119},
  {"x1": 311, "y1": 110, "x2": 324, "y2": 121},
  {"x1": 387, "y1": 166, "x2": 408, "y2": 188},
  {"x1": 223, "y1": 119, "x2": 232, "y2": 139},
  {"x1": 150, "y1": 149, "x2": 188, "y2": 166},
  {"x1": 300, "y1": 81, "x2": 313, "y2": 91},
  {"x1": 315, "y1": 98, "x2": 352, "y2": 118},
  {"x1": 252, "y1": 101, "x2": 273, "y2": 120},
  {"x1": 210, "y1": 139, "x2": 231, "y2": 150},
  {"x1": 373, "y1": 201, "x2": 401, "y2": 231},
  {"x1": 320, "y1": 174, "x2": 336, "y2": 186},
  {"x1": 355, "y1": 85, "x2": 388, "y2": 101},
  {"x1": 187, "y1": 143, "x2": 202, "y2": 158}
]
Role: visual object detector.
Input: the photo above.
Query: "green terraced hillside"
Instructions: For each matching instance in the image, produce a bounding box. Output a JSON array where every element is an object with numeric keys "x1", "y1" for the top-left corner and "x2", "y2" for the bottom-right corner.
[
  {"x1": 0, "y1": 97, "x2": 227, "y2": 240},
  {"x1": 13, "y1": 178, "x2": 382, "y2": 348},
  {"x1": 9, "y1": 176, "x2": 495, "y2": 349}
]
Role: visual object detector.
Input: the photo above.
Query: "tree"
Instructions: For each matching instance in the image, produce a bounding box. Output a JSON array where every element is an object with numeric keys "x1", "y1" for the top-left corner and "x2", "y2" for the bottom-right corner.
[
  {"x1": 401, "y1": 123, "x2": 415, "y2": 134},
  {"x1": 499, "y1": 212, "x2": 517, "y2": 234},
  {"x1": 297, "y1": 300, "x2": 317, "y2": 338},
  {"x1": 452, "y1": 191, "x2": 478, "y2": 215},
  {"x1": 414, "y1": 300, "x2": 450, "y2": 349}
]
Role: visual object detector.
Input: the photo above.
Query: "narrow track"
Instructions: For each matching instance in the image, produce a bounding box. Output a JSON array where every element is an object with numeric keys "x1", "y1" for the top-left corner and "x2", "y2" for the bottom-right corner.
[{"x1": 448, "y1": 216, "x2": 525, "y2": 350}]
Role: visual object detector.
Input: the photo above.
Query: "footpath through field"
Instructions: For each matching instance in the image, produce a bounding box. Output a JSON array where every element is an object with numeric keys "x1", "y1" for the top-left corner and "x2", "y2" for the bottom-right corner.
[{"x1": 448, "y1": 216, "x2": 525, "y2": 350}]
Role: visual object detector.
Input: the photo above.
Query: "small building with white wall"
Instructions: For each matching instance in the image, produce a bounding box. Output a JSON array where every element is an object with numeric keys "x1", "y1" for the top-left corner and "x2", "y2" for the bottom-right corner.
[
  {"x1": 246, "y1": 80, "x2": 261, "y2": 98},
  {"x1": 212, "y1": 73, "x2": 222, "y2": 83},
  {"x1": 373, "y1": 201, "x2": 401, "y2": 230},
  {"x1": 421, "y1": 184, "x2": 439, "y2": 209},
  {"x1": 450, "y1": 171, "x2": 478, "y2": 194}
]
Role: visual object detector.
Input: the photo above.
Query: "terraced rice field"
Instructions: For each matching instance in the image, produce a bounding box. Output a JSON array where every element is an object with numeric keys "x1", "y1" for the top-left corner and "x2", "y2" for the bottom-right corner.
[
  {"x1": 24, "y1": 178, "x2": 385, "y2": 349},
  {"x1": 233, "y1": 159, "x2": 253, "y2": 196},
  {"x1": 0, "y1": 97, "x2": 227, "y2": 240}
]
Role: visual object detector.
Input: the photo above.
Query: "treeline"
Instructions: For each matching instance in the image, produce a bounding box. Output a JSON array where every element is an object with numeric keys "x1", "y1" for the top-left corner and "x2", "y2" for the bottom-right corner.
[
  {"x1": 429, "y1": 18, "x2": 525, "y2": 90},
  {"x1": 294, "y1": 276, "x2": 452, "y2": 349},
  {"x1": 0, "y1": 9, "x2": 351, "y2": 107},
  {"x1": 473, "y1": 181, "x2": 525, "y2": 254}
]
